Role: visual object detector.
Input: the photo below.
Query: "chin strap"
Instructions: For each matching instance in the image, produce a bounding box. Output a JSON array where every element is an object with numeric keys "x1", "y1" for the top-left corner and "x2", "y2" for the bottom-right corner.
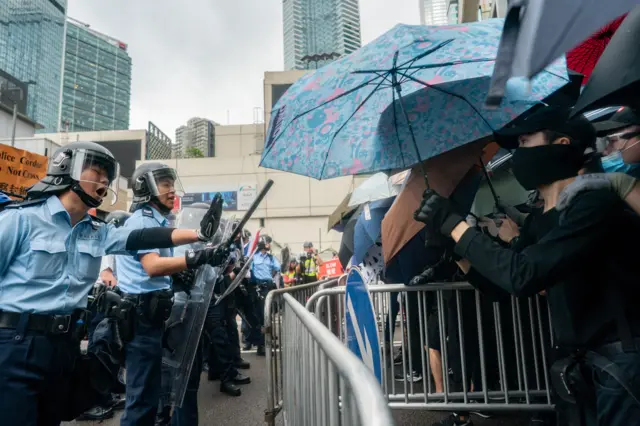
[
  {"x1": 71, "y1": 183, "x2": 102, "y2": 208},
  {"x1": 150, "y1": 199, "x2": 172, "y2": 216}
]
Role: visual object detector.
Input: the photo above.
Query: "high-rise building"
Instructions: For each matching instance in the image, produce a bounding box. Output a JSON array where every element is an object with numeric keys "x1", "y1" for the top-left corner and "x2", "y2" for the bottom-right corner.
[
  {"x1": 146, "y1": 121, "x2": 172, "y2": 160},
  {"x1": 420, "y1": 0, "x2": 449, "y2": 25},
  {"x1": 174, "y1": 117, "x2": 216, "y2": 158},
  {"x1": 61, "y1": 18, "x2": 132, "y2": 132},
  {"x1": 0, "y1": 0, "x2": 67, "y2": 132},
  {"x1": 283, "y1": 0, "x2": 361, "y2": 71}
]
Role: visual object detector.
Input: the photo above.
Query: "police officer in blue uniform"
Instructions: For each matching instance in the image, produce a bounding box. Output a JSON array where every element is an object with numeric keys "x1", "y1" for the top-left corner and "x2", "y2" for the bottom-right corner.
[
  {"x1": 0, "y1": 142, "x2": 228, "y2": 426},
  {"x1": 249, "y1": 236, "x2": 281, "y2": 356},
  {"x1": 117, "y1": 162, "x2": 228, "y2": 426}
]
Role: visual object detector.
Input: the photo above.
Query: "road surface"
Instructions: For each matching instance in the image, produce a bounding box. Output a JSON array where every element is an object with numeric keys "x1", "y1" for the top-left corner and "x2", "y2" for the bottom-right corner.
[{"x1": 63, "y1": 348, "x2": 533, "y2": 426}]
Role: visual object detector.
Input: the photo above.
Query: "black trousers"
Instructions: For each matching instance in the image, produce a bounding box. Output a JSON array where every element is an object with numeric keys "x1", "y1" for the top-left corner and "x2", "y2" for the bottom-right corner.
[{"x1": 205, "y1": 299, "x2": 238, "y2": 382}]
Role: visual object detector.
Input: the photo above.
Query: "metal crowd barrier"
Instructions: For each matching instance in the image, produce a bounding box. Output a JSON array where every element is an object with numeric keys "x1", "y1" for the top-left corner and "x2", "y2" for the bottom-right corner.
[
  {"x1": 264, "y1": 278, "x2": 340, "y2": 425},
  {"x1": 280, "y1": 293, "x2": 395, "y2": 426},
  {"x1": 306, "y1": 282, "x2": 555, "y2": 414}
]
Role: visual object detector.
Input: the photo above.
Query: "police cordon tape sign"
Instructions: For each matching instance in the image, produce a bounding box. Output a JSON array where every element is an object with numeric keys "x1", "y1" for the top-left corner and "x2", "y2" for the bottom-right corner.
[
  {"x1": 0, "y1": 143, "x2": 48, "y2": 199},
  {"x1": 345, "y1": 267, "x2": 382, "y2": 384}
]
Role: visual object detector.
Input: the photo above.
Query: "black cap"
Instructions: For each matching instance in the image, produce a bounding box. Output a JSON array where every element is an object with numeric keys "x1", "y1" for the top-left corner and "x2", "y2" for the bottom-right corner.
[
  {"x1": 495, "y1": 105, "x2": 596, "y2": 151},
  {"x1": 592, "y1": 107, "x2": 640, "y2": 136}
]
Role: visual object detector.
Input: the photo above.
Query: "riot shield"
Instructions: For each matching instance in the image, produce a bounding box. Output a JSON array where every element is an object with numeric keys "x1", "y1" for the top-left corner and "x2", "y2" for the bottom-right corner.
[
  {"x1": 162, "y1": 215, "x2": 234, "y2": 408},
  {"x1": 213, "y1": 247, "x2": 257, "y2": 306}
]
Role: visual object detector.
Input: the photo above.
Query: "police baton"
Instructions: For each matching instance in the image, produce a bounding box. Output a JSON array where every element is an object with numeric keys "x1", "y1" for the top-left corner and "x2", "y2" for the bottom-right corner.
[{"x1": 223, "y1": 179, "x2": 274, "y2": 246}]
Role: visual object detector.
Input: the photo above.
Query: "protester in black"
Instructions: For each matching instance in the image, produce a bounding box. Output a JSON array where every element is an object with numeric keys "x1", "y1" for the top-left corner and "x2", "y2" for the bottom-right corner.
[{"x1": 415, "y1": 106, "x2": 640, "y2": 426}]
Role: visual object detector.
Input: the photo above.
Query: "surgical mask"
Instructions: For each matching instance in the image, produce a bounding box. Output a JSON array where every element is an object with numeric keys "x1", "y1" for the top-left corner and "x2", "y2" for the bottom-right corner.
[
  {"x1": 512, "y1": 144, "x2": 584, "y2": 191},
  {"x1": 601, "y1": 150, "x2": 640, "y2": 174}
]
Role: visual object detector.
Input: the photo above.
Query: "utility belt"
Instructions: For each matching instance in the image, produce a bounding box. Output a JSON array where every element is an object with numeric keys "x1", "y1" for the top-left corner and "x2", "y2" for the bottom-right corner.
[
  {"x1": 107, "y1": 290, "x2": 173, "y2": 343},
  {"x1": 550, "y1": 338, "x2": 640, "y2": 407},
  {"x1": 123, "y1": 289, "x2": 174, "y2": 325},
  {"x1": 0, "y1": 309, "x2": 89, "y2": 341}
]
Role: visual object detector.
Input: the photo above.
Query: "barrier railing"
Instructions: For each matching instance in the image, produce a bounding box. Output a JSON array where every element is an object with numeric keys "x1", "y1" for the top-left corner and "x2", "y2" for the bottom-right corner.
[
  {"x1": 264, "y1": 278, "x2": 340, "y2": 425},
  {"x1": 306, "y1": 283, "x2": 555, "y2": 413},
  {"x1": 281, "y1": 293, "x2": 395, "y2": 426}
]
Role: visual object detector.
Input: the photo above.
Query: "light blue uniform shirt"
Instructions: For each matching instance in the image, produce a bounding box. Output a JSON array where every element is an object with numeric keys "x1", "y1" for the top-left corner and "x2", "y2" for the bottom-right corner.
[
  {"x1": 116, "y1": 206, "x2": 173, "y2": 295},
  {"x1": 252, "y1": 251, "x2": 281, "y2": 282},
  {"x1": 0, "y1": 196, "x2": 133, "y2": 314}
]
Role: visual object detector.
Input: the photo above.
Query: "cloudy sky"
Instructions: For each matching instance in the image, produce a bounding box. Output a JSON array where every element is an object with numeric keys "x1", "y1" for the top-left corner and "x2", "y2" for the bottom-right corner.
[{"x1": 67, "y1": 0, "x2": 421, "y2": 138}]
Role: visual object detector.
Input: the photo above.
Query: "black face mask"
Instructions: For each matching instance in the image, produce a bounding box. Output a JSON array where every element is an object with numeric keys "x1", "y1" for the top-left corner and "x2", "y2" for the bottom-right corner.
[{"x1": 511, "y1": 144, "x2": 584, "y2": 191}]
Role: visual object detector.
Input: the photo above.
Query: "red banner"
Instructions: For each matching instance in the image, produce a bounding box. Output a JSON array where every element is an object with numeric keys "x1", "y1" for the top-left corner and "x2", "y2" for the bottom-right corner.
[{"x1": 319, "y1": 259, "x2": 344, "y2": 279}]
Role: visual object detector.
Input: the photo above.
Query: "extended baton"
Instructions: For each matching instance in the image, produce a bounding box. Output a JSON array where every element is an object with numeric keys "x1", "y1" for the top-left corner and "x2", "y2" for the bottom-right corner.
[{"x1": 224, "y1": 178, "x2": 274, "y2": 245}]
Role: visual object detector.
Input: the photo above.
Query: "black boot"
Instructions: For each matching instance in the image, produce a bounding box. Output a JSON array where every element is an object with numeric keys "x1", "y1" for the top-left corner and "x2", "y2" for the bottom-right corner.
[
  {"x1": 242, "y1": 343, "x2": 252, "y2": 351},
  {"x1": 220, "y1": 381, "x2": 242, "y2": 397},
  {"x1": 76, "y1": 405, "x2": 114, "y2": 421},
  {"x1": 235, "y1": 358, "x2": 251, "y2": 369},
  {"x1": 208, "y1": 370, "x2": 221, "y2": 381},
  {"x1": 257, "y1": 345, "x2": 266, "y2": 356},
  {"x1": 233, "y1": 373, "x2": 251, "y2": 385}
]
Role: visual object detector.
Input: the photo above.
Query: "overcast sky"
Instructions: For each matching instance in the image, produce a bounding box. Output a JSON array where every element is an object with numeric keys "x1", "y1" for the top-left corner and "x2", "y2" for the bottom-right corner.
[{"x1": 67, "y1": 0, "x2": 421, "y2": 138}]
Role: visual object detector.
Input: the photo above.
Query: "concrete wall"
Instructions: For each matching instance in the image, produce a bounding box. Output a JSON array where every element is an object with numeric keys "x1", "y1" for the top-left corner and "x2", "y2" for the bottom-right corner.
[
  {"x1": 0, "y1": 137, "x2": 61, "y2": 157},
  {"x1": 263, "y1": 70, "x2": 310, "y2": 145},
  {"x1": 39, "y1": 129, "x2": 147, "y2": 159},
  {"x1": 137, "y1": 156, "x2": 369, "y2": 254},
  {"x1": 0, "y1": 108, "x2": 39, "y2": 139},
  {"x1": 214, "y1": 124, "x2": 264, "y2": 158}
]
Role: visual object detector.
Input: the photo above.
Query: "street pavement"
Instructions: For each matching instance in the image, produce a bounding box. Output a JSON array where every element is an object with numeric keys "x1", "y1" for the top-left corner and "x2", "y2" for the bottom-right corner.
[{"x1": 63, "y1": 348, "x2": 533, "y2": 426}]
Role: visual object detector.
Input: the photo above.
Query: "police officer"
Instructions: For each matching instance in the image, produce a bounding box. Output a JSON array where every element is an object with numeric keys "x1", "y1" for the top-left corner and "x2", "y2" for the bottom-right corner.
[
  {"x1": 116, "y1": 162, "x2": 228, "y2": 426},
  {"x1": 300, "y1": 241, "x2": 323, "y2": 283},
  {"x1": 248, "y1": 236, "x2": 281, "y2": 356},
  {"x1": 0, "y1": 142, "x2": 223, "y2": 426}
]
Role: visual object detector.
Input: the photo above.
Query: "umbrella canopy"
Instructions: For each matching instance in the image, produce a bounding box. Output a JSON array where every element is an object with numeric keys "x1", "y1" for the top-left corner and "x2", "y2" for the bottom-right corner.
[
  {"x1": 327, "y1": 192, "x2": 356, "y2": 231},
  {"x1": 567, "y1": 14, "x2": 626, "y2": 83},
  {"x1": 381, "y1": 140, "x2": 498, "y2": 264},
  {"x1": 353, "y1": 197, "x2": 395, "y2": 265},
  {"x1": 487, "y1": 1, "x2": 637, "y2": 107},
  {"x1": 349, "y1": 173, "x2": 400, "y2": 207},
  {"x1": 572, "y1": 7, "x2": 640, "y2": 116},
  {"x1": 338, "y1": 205, "x2": 363, "y2": 268},
  {"x1": 261, "y1": 19, "x2": 569, "y2": 180}
]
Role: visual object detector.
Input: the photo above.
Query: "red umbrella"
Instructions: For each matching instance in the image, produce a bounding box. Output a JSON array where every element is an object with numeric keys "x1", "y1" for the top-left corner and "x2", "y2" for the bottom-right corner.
[{"x1": 567, "y1": 14, "x2": 627, "y2": 83}]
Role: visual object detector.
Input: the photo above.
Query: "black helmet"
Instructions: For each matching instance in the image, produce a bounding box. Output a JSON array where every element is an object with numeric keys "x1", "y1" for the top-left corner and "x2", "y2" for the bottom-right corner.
[
  {"x1": 130, "y1": 162, "x2": 183, "y2": 213},
  {"x1": 105, "y1": 210, "x2": 131, "y2": 228},
  {"x1": 27, "y1": 141, "x2": 119, "y2": 208}
]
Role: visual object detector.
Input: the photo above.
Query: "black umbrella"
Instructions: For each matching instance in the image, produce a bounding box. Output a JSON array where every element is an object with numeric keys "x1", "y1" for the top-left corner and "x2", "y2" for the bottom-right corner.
[
  {"x1": 572, "y1": 7, "x2": 640, "y2": 116},
  {"x1": 338, "y1": 205, "x2": 364, "y2": 269}
]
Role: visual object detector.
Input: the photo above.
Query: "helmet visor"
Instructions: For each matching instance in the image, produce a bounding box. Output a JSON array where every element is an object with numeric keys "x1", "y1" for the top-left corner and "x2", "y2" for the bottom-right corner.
[
  {"x1": 70, "y1": 149, "x2": 120, "y2": 206},
  {"x1": 146, "y1": 168, "x2": 185, "y2": 198}
]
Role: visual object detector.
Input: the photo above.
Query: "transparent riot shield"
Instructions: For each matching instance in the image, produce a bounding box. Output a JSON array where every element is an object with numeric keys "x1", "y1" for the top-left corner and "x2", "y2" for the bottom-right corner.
[{"x1": 162, "y1": 213, "x2": 234, "y2": 408}]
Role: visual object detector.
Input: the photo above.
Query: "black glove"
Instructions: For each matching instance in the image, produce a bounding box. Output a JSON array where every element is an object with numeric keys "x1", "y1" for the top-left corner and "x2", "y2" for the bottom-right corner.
[
  {"x1": 197, "y1": 193, "x2": 224, "y2": 242},
  {"x1": 185, "y1": 246, "x2": 230, "y2": 269},
  {"x1": 171, "y1": 269, "x2": 196, "y2": 294},
  {"x1": 413, "y1": 189, "x2": 464, "y2": 236}
]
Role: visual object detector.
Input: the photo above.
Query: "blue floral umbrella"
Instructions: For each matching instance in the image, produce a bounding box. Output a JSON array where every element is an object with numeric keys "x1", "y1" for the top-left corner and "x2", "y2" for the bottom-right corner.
[{"x1": 261, "y1": 19, "x2": 569, "y2": 180}]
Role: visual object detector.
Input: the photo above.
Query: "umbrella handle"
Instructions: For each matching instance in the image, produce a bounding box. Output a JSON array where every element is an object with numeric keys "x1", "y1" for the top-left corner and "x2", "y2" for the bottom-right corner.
[{"x1": 479, "y1": 156, "x2": 501, "y2": 209}]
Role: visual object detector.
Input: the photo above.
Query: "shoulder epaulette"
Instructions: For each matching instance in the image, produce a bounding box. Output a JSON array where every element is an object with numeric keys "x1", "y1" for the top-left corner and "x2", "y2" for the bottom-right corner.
[
  {"x1": 142, "y1": 208, "x2": 154, "y2": 218},
  {"x1": 4, "y1": 198, "x2": 47, "y2": 210}
]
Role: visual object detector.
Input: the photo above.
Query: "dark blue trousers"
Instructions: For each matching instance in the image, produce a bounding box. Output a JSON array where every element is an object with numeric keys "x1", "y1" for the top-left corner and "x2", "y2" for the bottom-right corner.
[
  {"x1": 0, "y1": 327, "x2": 79, "y2": 426},
  {"x1": 590, "y1": 339, "x2": 640, "y2": 426},
  {"x1": 120, "y1": 314, "x2": 164, "y2": 426}
]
